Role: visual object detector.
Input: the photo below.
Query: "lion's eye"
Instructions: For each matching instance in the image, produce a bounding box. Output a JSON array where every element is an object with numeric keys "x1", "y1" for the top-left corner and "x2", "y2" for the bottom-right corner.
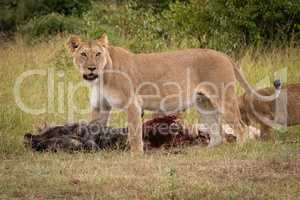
[
  {"x1": 96, "y1": 52, "x2": 101, "y2": 57},
  {"x1": 81, "y1": 52, "x2": 87, "y2": 57}
]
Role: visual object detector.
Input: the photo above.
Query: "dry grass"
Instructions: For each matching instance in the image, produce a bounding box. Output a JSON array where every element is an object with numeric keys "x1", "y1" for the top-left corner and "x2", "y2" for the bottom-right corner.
[
  {"x1": 1, "y1": 143, "x2": 300, "y2": 199},
  {"x1": 1, "y1": 37, "x2": 300, "y2": 199}
]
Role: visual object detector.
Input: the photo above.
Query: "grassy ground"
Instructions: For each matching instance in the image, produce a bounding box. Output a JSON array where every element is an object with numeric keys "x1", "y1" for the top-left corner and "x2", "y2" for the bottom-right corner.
[{"x1": 1, "y1": 37, "x2": 300, "y2": 199}]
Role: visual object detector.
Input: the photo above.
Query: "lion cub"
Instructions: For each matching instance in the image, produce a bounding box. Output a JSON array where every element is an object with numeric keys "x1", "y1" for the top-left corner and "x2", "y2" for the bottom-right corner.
[{"x1": 239, "y1": 83, "x2": 300, "y2": 140}]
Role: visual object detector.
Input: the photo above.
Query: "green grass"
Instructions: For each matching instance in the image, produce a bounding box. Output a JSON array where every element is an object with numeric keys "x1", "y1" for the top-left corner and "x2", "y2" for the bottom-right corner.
[{"x1": 0, "y1": 37, "x2": 300, "y2": 199}]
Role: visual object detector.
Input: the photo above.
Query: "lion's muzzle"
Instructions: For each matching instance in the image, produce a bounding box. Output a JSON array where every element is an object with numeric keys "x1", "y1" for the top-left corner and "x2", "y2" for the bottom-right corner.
[{"x1": 83, "y1": 73, "x2": 99, "y2": 81}]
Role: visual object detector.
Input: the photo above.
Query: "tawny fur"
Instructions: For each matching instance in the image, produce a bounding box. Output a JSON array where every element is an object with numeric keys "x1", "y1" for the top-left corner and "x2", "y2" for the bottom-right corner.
[
  {"x1": 239, "y1": 83, "x2": 300, "y2": 140},
  {"x1": 68, "y1": 33, "x2": 279, "y2": 153}
]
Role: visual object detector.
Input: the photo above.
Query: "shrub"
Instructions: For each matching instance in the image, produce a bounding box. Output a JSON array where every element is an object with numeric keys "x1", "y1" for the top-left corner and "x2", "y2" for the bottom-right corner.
[
  {"x1": 204, "y1": 0, "x2": 300, "y2": 48},
  {"x1": 82, "y1": 2, "x2": 167, "y2": 52},
  {"x1": 158, "y1": 0, "x2": 300, "y2": 52},
  {"x1": 0, "y1": 0, "x2": 91, "y2": 33},
  {"x1": 5, "y1": 0, "x2": 300, "y2": 52},
  {"x1": 20, "y1": 13, "x2": 84, "y2": 40},
  {"x1": 0, "y1": 0, "x2": 18, "y2": 33},
  {"x1": 82, "y1": 0, "x2": 300, "y2": 53}
]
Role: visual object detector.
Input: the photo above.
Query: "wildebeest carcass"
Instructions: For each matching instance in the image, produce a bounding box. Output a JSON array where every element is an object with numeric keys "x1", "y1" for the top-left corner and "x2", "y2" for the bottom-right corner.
[{"x1": 24, "y1": 115, "x2": 213, "y2": 152}]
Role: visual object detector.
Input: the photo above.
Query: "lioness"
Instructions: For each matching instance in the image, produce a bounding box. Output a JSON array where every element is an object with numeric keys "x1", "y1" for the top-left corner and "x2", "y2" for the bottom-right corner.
[
  {"x1": 68, "y1": 33, "x2": 280, "y2": 153},
  {"x1": 239, "y1": 83, "x2": 300, "y2": 140}
]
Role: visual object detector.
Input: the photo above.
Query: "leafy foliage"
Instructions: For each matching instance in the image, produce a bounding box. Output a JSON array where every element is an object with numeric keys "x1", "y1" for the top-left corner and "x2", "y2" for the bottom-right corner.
[
  {"x1": 0, "y1": 0, "x2": 91, "y2": 33},
  {"x1": 204, "y1": 0, "x2": 300, "y2": 48},
  {"x1": 20, "y1": 13, "x2": 84, "y2": 40},
  {"x1": 1, "y1": 0, "x2": 300, "y2": 52},
  {"x1": 82, "y1": 0, "x2": 300, "y2": 52}
]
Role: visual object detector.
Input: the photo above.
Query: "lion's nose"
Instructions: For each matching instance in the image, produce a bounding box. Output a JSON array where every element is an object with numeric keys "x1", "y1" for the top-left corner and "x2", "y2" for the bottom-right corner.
[{"x1": 88, "y1": 66, "x2": 96, "y2": 71}]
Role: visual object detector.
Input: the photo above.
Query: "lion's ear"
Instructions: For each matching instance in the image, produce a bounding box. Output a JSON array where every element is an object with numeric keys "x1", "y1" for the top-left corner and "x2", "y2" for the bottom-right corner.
[
  {"x1": 68, "y1": 35, "x2": 81, "y2": 53},
  {"x1": 98, "y1": 33, "x2": 108, "y2": 47}
]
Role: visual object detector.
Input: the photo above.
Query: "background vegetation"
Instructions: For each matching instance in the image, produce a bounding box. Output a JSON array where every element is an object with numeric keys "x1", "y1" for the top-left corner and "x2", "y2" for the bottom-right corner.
[
  {"x1": 0, "y1": 0, "x2": 300, "y2": 199},
  {"x1": 1, "y1": 0, "x2": 300, "y2": 52}
]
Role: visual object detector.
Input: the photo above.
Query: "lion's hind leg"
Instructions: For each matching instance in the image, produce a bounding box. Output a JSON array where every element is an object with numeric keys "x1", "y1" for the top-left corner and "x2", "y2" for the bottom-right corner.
[{"x1": 222, "y1": 99, "x2": 246, "y2": 144}]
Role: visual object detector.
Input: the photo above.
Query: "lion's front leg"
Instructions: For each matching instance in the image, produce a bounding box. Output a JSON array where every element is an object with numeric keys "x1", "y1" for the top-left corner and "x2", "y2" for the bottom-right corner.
[
  {"x1": 127, "y1": 98, "x2": 143, "y2": 154},
  {"x1": 90, "y1": 99, "x2": 111, "y2": 126}
]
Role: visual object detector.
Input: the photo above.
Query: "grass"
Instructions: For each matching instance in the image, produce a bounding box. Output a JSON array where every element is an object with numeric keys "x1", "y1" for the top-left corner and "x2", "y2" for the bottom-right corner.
[
  {"x1": 0, "y1": 36, "x2": 300, "y2": 199},
  {"x1": 1, "y1": 143, "x2": 300, "y2": 199}
]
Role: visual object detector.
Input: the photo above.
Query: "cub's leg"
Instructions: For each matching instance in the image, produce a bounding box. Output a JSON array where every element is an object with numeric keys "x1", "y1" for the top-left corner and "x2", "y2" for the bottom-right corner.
[
  {"x1": 127, "y1": 98, "x2": 144, "y2": 154},
  {"x1": 260, "y1": 124, "x2": 274, "y2": 142}
]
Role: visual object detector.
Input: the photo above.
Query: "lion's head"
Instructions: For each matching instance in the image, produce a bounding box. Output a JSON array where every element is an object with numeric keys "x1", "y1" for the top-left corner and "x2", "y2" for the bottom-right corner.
[{"x1": 68, "y1": 33, "x2": 110, "y2": 82}]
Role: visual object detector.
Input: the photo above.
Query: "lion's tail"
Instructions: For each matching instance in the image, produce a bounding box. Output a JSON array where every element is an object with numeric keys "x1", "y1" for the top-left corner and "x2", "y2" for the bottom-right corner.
[{"x1": 234, "y1": 65, "x2": 281, "y2": 101}]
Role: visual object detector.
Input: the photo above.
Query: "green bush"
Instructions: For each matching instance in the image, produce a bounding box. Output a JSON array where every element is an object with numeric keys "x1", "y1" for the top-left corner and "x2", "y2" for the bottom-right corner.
[
  {"x1": 204, "y1": 0, "x2": 300, "y2": 48},
  {"x1": 82, "y1": 2, "x2": 164, "y2": 51},
  {"x1": 82, "y1": 0, "x2": 300, "y2": 53},
  {"x1": 0, "y1": 0, "x2": 91, "y2": 33},
  {"x1": 0, "y1": 0, "x2": 18, "y2": 33},
  {"x1": 20, "y1": 13, "x2": 84, "y2": 39},
  {"x1": 3, "y1": 0, "x2": 300, "y2": 52},
  {"x1": 155, "y1": 0, "x2": 300, "y2": 52}
]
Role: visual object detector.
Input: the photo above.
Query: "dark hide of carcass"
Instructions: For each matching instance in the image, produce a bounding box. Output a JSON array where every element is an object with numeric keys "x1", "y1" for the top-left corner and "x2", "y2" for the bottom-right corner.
[{"x1": 24, "y1": 115, "x2": 219, "y2": 152}]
